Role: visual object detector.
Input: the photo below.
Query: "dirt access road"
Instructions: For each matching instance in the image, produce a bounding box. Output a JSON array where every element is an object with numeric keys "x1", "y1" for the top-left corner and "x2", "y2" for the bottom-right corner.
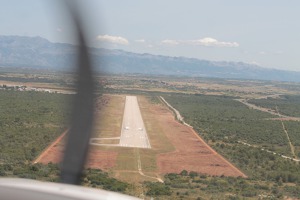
[
  {"x1": 237, "y1": 98, "x2": 299, "y2": 159},
  {"x1": 236, "y1": 99, "x2": 300, "y2": 121}
]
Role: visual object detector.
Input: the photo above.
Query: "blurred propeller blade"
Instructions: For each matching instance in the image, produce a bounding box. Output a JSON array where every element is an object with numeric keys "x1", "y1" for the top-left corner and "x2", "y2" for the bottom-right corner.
[{"x1": 60, "y1": 1, "x2": 95, "y2": 185}]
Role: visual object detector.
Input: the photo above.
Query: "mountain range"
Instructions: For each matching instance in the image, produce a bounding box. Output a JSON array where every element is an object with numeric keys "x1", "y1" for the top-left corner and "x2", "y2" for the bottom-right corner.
[{"x1": 1, "y1": 35, "x2": 300, "y2": 82}]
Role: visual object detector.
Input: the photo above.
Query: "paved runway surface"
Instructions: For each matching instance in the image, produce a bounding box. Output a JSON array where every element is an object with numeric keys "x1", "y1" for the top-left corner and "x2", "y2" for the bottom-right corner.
[{"x1": 119, "y1": 96, "x2": 151, "y2": 148}]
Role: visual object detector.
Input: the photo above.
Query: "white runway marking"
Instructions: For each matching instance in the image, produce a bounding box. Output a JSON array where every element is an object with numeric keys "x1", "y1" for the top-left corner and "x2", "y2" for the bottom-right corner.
[{"x1": 119, "y1": 96, "x2": 151, "y2": 149}]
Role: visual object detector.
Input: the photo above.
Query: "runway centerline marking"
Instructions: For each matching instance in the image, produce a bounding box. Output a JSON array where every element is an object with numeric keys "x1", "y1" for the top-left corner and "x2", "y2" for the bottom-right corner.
[
  {"x1": 90, "y1": 96, "x2": 151, "y2": 149},
  {"x1": 119, "y1": 96, "x2": 151, "y2": 149}
]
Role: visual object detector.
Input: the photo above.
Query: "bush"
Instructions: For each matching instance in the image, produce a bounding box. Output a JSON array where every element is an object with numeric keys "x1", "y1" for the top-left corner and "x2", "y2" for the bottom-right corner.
[{"x1": 145, "y1": 182, "x2": 172, "y2": 196}]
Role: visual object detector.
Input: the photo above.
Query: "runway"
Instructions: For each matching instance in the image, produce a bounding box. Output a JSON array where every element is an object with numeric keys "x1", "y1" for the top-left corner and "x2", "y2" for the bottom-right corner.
[{"x1": 119, "y1": 96, "x2": 151, "y2": 149}]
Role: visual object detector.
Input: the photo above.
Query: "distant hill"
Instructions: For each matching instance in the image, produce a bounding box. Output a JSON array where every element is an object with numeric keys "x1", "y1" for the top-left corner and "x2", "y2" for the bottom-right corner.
[{"x1": 1, "y1": 35, "x2": 300, "y2": 82}]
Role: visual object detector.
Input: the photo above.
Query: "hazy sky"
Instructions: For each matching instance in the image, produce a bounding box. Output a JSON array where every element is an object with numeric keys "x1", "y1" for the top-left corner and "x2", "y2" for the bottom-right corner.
[{"x1": 1, "y1": 0, "x2": 300, "y2": 71}]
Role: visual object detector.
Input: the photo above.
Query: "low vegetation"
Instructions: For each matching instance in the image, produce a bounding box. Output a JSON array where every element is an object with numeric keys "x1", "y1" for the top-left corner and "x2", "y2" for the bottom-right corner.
[
  {"x1": 0, "y1": 90, "x2": 70, "y2": 164},
  {"x1": 83, "y1": 169, "x2": 130, "y2": 192},
  {"x1": 245, "y1": 95, "x2": 300, "y2": 157},
  {"x1": 248, "y1": 95, "x2": 300, "y2": 118},
  {"x1": 144, "y1": 171, "x2": 300, "y2": 199},
  {"x1": 0, "y1": 163, "x2": 130, "y2": 193}
]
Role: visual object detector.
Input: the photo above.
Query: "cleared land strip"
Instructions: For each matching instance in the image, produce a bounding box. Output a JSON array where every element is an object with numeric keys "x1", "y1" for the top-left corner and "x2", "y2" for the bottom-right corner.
[
  {"x1": 275, "y1": 106, "x2": 296, "y2": 158},
  {"x1": 238, "y1": 141, "x2": 300, "y2": 162},
  {"x1": 280, "y1": 121, "x2": 296, "y2": 157},
  {"x1": 236, "y1": 99, "x2": 300, "y2": 121},
  {"x1": 33, "y1": 129, "x2": 69, "y2": 164}
]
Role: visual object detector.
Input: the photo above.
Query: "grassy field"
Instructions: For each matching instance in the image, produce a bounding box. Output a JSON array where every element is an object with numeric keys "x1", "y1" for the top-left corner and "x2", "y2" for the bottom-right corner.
[
  {"x1": 89, "y1": 94, "x2": 175, "y2": 184},
  {"x1": 93, "y1": 94, "x2": 125, "y2": 138},
  {"x1": 132, "y1": 96, "x2": 177, "y2": 182},
  {"x1": 115, "y1": 95, "x2": 175, "y2": 181}
]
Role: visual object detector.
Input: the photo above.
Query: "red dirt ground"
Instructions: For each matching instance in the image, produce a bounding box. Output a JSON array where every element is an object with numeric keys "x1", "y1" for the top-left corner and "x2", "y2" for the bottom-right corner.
[
  {"x1": 34, "y1": 96, "x2": 119, "y2": 170},
  {"x1": 34, "y1": 132, "x2": 118, "y2": 170},
  {"x1": 154, "y1": 105, "x2": 247, "y2": 178}
]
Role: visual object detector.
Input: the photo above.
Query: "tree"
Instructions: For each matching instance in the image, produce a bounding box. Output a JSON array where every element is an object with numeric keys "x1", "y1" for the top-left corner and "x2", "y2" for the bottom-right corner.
[{"x1": 180, "y1": 170, "x2": 188, "y2": 176}]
